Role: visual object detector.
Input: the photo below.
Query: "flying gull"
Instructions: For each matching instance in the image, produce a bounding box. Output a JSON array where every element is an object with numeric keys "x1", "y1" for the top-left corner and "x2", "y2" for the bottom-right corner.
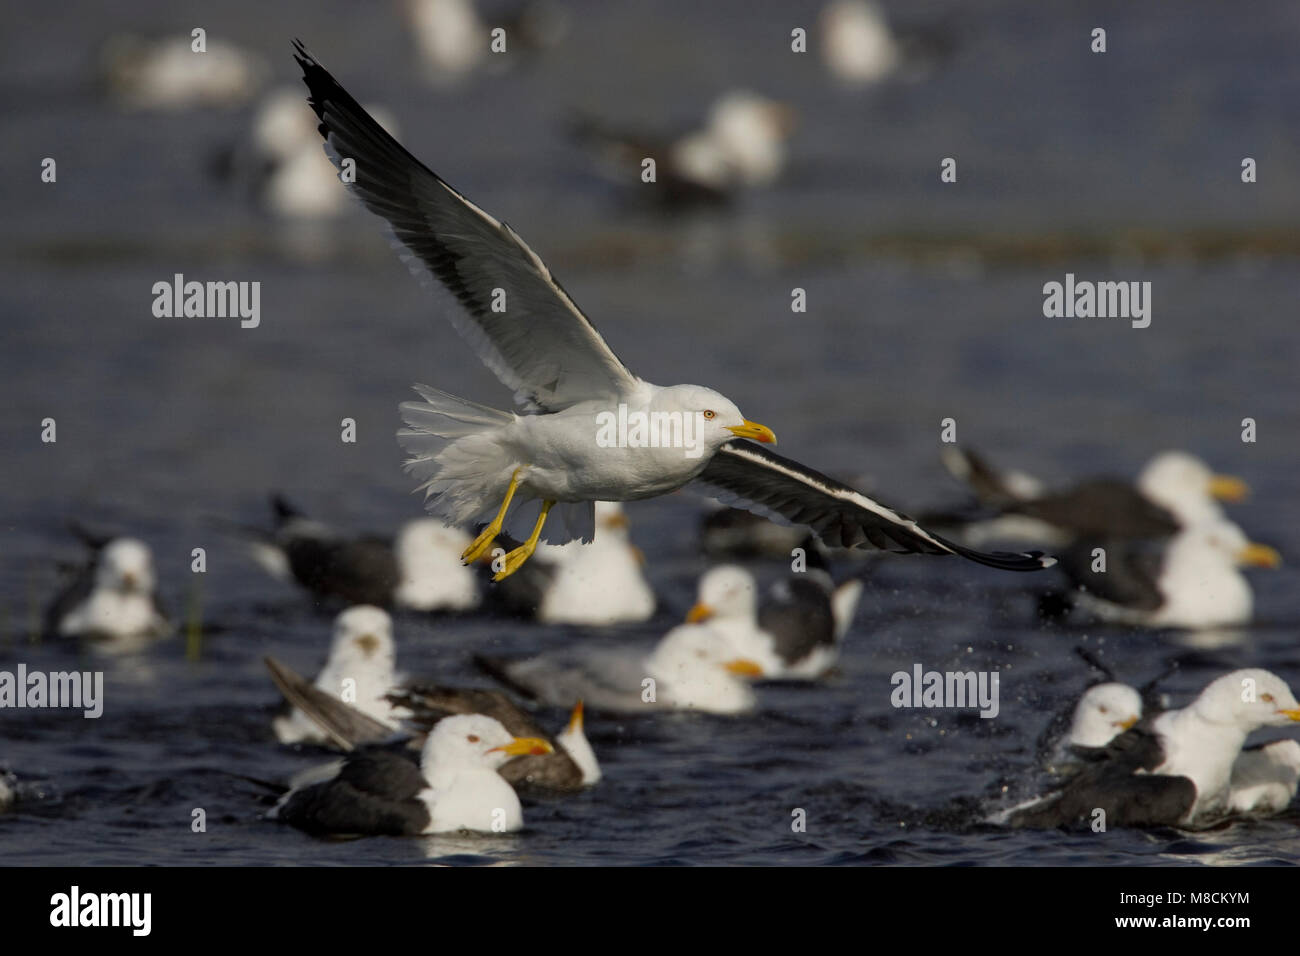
[
  {"x1": 292, "y1": 41, "x2": 1053, "y2": 584},
  {"x1": 1001, "y1": 669, "x2": 1300, "y2": 828},
  {"x1": 269, "y1": 714, "x2": 553, "y2": 836}
]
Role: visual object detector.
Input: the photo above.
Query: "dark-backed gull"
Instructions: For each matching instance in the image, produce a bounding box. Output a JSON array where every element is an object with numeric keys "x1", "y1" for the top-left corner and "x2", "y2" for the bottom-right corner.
[
  {"x1": 269, "y1": 714, "x2": 552, "y2": 836},
  {"x1": 570, "y1": 90, "x2": 796, "y2": 207},
  {"x1": 684, "y1": 564, "x2": 862, "y2": 679},
  {"x1": 292, "y1": 42, "x2": 1053, "y2": 584},
  {"x1": 1050, "y1": 519, "x2": 1279, "y2": 630},
  {"x1": 46, "y1": 532, "x2": 170, "y2": 651},
  {"x1": 239, "y1": 495, "x2": 479, "y2": 611},
  {"x1": 939, "y1": 447, "x2": 1248, "y2": 547},
  {"x1": 1003, "y1": 669, "x2": 1300, "y2": 828}
]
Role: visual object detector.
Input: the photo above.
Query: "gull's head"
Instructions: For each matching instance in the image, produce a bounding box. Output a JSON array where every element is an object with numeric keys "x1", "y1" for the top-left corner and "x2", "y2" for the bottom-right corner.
[
  {"x1": 1173, "y1": 519, "x2": 1280, "y2": 571},
  {"x1": 820, "y1": 0, "x2": 902, "y2": 85},
  {"x1": 595, "y1": 501, "x2": 630, "y2": 537},
  {"x1": 656, "y1": 385, "x2": 776, "y2": 452},
  {"x1": 97, "y1": 538, "x2": 155, "y2": 594},
  {"x1": 328, "y1": 605, "x2": 396, "y2": 669},
  {"x1": 650, "y1": 625, "x2": 765, "y2": 682},
  {"x1": 423, "y1": 714, "x2": 553, "y2": 771},
  {"x1": 1192, "y1": 669, "x2": 1300, "y2": 731},
  {"x1": 395, "y1": 518, "x2": 470, "y2": 565},
  {"x1": 1068, "y1": 682, "x2": 1142, "y2": 748},
  {"x1": 1138, "y1": 451, "x2": 1247, "y2": 524},
  {"x1": 687, "y1": 565, "x2": 758, "y2": 624}
]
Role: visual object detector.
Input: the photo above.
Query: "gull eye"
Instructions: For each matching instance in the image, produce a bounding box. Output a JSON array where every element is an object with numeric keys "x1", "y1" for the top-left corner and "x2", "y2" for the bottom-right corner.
[
  {"x1": 703, "y1": 410, "x2": 716, "y2": 420},
  {"x1": 1098, "y1": 706, "x2": 1108, "y2": 714},
  {"x1": 467, "y1": 734, "x2": 480, "y2": 743},
  {"x1": 1261, "y1": 694, "x2": 1275, "y2": 703}
]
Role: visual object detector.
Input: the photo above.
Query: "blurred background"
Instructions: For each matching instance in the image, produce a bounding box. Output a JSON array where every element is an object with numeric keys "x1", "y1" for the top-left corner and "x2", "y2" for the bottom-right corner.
[{"x1": 2, "y1": 0, "x2": 1299, "y2": 864}]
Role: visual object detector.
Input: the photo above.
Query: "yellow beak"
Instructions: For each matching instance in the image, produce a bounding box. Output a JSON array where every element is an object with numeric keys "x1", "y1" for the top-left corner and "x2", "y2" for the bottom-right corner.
[
  {"x1": 727, "y1": 420, "x2": 777, "y2": 445},
  {"x1": 1209, "y1": 474, "x2": 1249, "y2": 502},
  {"x1": 1238, "y1": 543, "x2": 1282, "y2": 569},
  {"x1": 1115, "y1": 715, "x2": 1139, "y2": 731},
  {"x1": 686, "y1": 602, "x2": 715, "y2": 624},
  {"x1": 724, "y1": 658, "x2": 764, "y2": 677},
  {"x1": 565, "y1": 700, "x2": 584, "y2": 734},
  {"x1": 491, "y1": 736, "x2": 555, "y2": 757},
  {"x1": 1278, "y1": 708, "x2": 1300, "y2": 722}
]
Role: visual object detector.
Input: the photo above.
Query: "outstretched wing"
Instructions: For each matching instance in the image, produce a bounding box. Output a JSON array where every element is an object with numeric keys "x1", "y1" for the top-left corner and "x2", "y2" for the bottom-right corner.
[
  {"x1": 695, "y1": 441, "x2": 1055, "y2": 572},
  {"x1": 293, "y1": 41, "x2": 642, "y2": 412}
]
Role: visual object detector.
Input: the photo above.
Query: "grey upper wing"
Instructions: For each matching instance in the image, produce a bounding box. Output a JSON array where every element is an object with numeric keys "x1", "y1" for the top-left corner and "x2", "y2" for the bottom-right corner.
[
  {"x1": 293, "y1": 42, "x2": 641, "y2": 411},
  {"x1": 694, "y1": 441, "x2": 1055, "y2": 572}
]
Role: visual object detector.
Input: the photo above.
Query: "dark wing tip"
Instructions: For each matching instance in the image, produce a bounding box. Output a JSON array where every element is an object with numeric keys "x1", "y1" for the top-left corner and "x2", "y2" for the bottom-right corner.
[{"x1": 940, "y1": 537, "x2": 1057, "y2": 572}]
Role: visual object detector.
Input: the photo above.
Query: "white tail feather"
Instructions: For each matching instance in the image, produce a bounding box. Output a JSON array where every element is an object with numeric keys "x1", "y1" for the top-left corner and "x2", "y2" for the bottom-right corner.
[{"x1": 398, "y1": 385, "x2": 518, "y2": 525}]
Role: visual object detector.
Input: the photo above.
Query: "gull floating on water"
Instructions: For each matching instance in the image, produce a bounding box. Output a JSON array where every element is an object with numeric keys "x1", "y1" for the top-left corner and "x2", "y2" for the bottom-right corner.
[
  {"x1": 269, "y1": 713, "x2": 552, "y2": 836},
  {"x1": 292, "y1": 41, "x2": 1053, "y2": 585},
  {"x1": 392, "y1": 687, "x2": 599, "y2": 790},
  {"x1": 46, "y1": 531, "x2": 170, "y2": 652},
  {"x1": 488, "y1": 501, "x2": 655, "y2": 624},
  {"x1": 684, "y1": 564, "x2": 862, "y2": 680},
  {"x1": 270, "y1": 606, "x2": 408, "y2": 746},
  {"x1": 819, "y1": 1, "x2": 955, "y2": 87},
  {"x1": 100, "y1": 33, "x2": 268, "y2": 110},
  {"x1": 268, "y1": 663, "x2": 600, "y2": 793},
  {"x1": 1035, "y1": 673, "x2": 1300, "y2": 815},
  {"x1": 476, "y1": 619, "x2": 767, "y2": 716},
  {"x1": 1049, "y1": 518, "x2": 1280, "y2": 630},
  {"x1": 235, "y1": 494, "x2": 479, "y2": 611},
  {"x1": 937, "y1": 447, "x2": 1249, "y2": 548},
  {"x1": 1002, "y1": 669, "x2": 1300, "y2": 828},
  {"x1": 214, "y1": 87, "x2": 399, "y2": 221},
  {"x1": 570, "y1": 90, "x2": 797, "y2": 208}
]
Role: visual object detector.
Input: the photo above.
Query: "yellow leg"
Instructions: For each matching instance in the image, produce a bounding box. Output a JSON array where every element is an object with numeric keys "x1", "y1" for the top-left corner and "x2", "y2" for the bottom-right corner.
[
  {"x1": 493, "y1": 500, "x2": 555, "y2": 582},
  {"x1": 462, "y1": 468, "x2": 522, "y2": 564}
]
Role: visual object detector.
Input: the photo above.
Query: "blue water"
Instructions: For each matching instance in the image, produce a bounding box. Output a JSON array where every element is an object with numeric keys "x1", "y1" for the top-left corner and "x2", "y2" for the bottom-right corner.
[{"x1": 2, "y1": 0, "x2": 1300, "y2": 865}]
